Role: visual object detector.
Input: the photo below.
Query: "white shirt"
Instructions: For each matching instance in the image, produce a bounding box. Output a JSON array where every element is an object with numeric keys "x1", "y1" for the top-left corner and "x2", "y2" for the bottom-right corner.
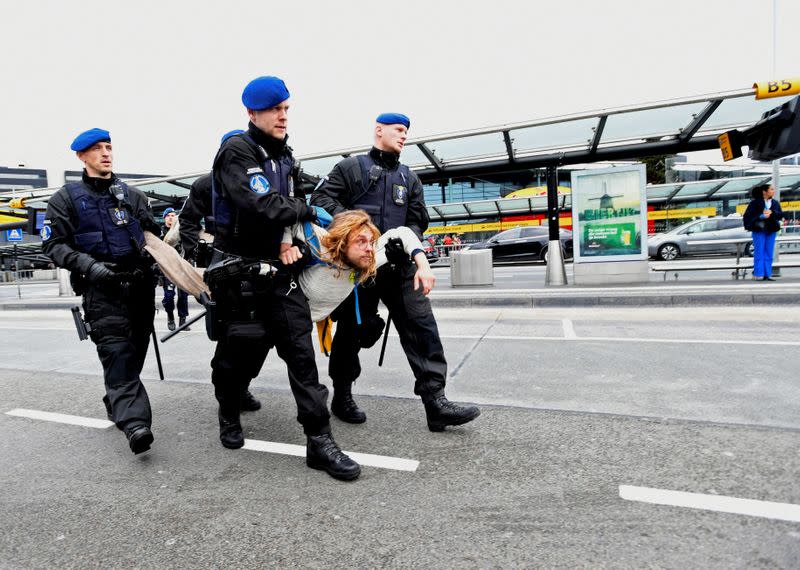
[{"x1": 286, "y1": 224, "x2": 424, "y2": 322}]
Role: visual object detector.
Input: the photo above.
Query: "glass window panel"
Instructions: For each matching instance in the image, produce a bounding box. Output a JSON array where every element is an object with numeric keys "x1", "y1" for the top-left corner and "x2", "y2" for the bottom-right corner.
[
  {"x1": 646, "y1": 185, "x2": 679, "y2": 199},
  {"x1": 701, "y1": 96, "x2": 796, "y2": 131},
  {"x1": 497, "y1": 197, "x2": 531, "y2": 212},
  {"x1": 425, "y1": 133, "x2": 505, "y2": 162},
  {"x1": 510, "y1": 118, "x2": 598, "y2": 154},
  {"x1": 602, "y1": 103, "x2": 707, "y2": 141},
  {"x1": 779, "y1": 174, "x2": 800, "y2": 190},
  {"x1": 401, "y1": 144, "x2": 430, "y2": 168},
  {"x1": 434, "y1": 204, "x2": 470, "y2": 216},
  {"x1": 713, "y1": 177, "x2": 770, "y2": 197},
  {"x1": 674, "y1": 181, "x2": 725, "y2": 198},
  {"x1": 300, "y1": 156, "x2": 343, "y2": 178},
  {"x1": 465, "y1": 201, "x2": 501, "y2": 214}
]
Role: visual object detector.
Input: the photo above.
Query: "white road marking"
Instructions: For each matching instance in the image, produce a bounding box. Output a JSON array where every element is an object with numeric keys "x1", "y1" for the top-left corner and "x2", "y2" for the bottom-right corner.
[
  {"x1": 562, "y1": 319, "x2": 577, "y2": 339},
  {"x1": 619, "y1": 485, "x2": 800, "y2": 523},
  {"x1": 432, "y1": 334, "x2": 800, "y2": 347},
  {"x1": 243, "y1": 439, "x2": 419, "y2": 472},
  {"x1": 5, "y1": 408, "x2": 113, "y2": 429}
]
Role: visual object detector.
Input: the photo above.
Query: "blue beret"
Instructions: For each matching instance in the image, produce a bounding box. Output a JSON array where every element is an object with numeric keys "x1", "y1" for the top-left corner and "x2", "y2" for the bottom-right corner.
[
  {"x1": 70, "y1": 128, "x2": 111, "y2": 152},
  {"x1": 220, "y1": 129, "x2": 245, "y2": 144},
  {"x1": 242, "y1": 76, "x2": 290, "y2": 110},
  {"x1": 376, "y1": 113, "x2": 410, "y2": 128},
  {"x1": 162, "y1": 207, "x2": 176, "y2": 217}
]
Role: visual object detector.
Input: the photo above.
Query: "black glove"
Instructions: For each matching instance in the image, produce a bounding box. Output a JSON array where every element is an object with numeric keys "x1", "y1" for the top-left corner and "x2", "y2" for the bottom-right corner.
[
  {"x1": 358, "y1": 313, "x2": 386, "y2": 348},
  {"x1": 384, "y1": 237, "x2": 409, "y2": 266},
  {"x1": 86, "y1": 262, "x2": 115, "y2": 285}
]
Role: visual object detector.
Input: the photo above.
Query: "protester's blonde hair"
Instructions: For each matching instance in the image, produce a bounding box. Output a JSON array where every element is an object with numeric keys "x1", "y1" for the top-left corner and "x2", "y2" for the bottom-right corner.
[{"x1": 320, "y1": 210, "x2": 380, "y2": 283}]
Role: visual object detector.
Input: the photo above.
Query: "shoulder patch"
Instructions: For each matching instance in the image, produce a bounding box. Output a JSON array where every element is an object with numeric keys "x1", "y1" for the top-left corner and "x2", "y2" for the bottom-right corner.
[
  {"x1": 247, "y1": 167, "x2": 262, "y2": 175},
  {"x1": 249, "y1": 174, "x2": 270, "y2": 194},
  {"x1": 40, "y1": 225, "x2": 52, "y2": 241}
]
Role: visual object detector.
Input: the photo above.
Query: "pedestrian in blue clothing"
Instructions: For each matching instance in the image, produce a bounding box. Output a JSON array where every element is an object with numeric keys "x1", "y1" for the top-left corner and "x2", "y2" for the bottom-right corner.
[{"x1": 743, "y1": 184, "x2": 783, "y2": 281}]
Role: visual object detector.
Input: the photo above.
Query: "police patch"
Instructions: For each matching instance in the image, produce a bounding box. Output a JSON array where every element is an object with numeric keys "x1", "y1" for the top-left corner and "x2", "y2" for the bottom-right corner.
[
  {"x1": 108, "y1": 207, "x2": 128, "y2": 226},
  {"x1": 249, "y1": 174, "x2": 270, "y2": 194},
  {"x1": 392, "y1": 184, "x2": 407, "y2": 206},
  {"x1": 40, "y1": 226, "x2": 52, "y2": 241}
]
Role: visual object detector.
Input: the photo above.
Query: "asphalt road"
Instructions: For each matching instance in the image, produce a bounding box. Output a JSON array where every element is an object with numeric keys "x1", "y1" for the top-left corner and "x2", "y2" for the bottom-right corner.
[{"x1": 1, "y1": 306, "x2": 799, "y2": 568}]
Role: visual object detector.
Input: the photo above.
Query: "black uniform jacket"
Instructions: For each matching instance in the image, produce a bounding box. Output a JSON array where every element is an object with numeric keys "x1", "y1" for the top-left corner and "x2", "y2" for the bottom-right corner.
[
  {"x1": 212, "y1": 125, "x2": 315, "y2": 260},
  {"x1": 743, "y1": 197, "x2": 783, "y2": 233},
  {"x1": 42, "y1": 172, "x2": 159, "y2": 274},
  {"x1": 179, "y1": 173, "x2": 212, "y2": 259},
  {"x1": 310, "y1": 148, "x2": 429, "y2": 239}
]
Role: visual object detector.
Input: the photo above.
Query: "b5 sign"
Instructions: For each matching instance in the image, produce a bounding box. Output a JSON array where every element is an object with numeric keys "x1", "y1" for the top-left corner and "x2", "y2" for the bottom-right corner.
[{"x1": 754, "y1": 77, "x2": 800, "y2": 100}]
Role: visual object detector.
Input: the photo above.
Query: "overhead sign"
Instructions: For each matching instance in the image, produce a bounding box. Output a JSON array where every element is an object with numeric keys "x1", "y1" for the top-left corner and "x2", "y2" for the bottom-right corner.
[
  {"x1": 718, "y1": 131, "x2": 743, "y2": 162},
  {"x1": 6, "y1": 229, "x2": 23, "y2": 242},
  {"x1": 648, "y1": 207, "x2": 717, "y2": 220},
  {"x1": 571, "y1": 164, "x2": 648, "y2": 263},
  {"x1": 753, "y1": 77, "x2": 800, "y2": 100}
]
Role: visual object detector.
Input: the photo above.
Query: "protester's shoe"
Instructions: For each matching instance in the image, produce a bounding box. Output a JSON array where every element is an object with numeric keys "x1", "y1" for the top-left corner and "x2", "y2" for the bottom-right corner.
[
  {"x1": 167, "y1": 319, "x2": 176, "y2": 331},
  {"x1": 126, "y1": 425, "x2": 154, "y2": 454},
  {"x1": 306, "y1": 432, "x2": 361, "y2": 481},
  {"x1": 179, "y1": 316, "x2": 190, "y2": 331},
  {"x1": 218, "y1": 411, "x2": 244, "y2": 449},
  {"x1": 424, "y1": 395, "x2": 481, "y2": 432},
  {"x1": 331, "y1": 392, "x2": 367, "y2": 424},
  {"x1": 764, "y1": 276, "x2": 776, "y2": 281},
  {"x1": 241, "y1": 390, "x2": 262, "y2": 412}
]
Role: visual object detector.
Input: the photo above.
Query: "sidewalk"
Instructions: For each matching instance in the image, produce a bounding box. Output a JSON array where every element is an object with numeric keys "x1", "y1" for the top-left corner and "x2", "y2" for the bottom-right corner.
[{"x1": 2, "y1": 276, "x2": 799, "y2": 310}]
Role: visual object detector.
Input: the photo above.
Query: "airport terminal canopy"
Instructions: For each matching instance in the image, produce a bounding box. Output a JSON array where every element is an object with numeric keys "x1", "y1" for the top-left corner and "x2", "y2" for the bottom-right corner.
[
  {"x1": 0, "y1": 85, "x2": 796, "y2": 214},
  {"x1": 299, "y1": 87, "x2": 794, "y2": 183}
]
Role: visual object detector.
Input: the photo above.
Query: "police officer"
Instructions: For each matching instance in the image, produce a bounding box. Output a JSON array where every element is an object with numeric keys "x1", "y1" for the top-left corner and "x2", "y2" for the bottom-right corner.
[
  {"x1": 178, "y1": 129, "x2": 262, "y2": 413},
  {"x1": 42, "y1": 128, "x2": 159, "y2": 454},
  {"x1": 311, "y1": 113, "x2": 481, "y2": 431},
  {"x1": 179, "y1": 130, "x2": 243, "y2": 266},
  {"x1": 209, "y1": 76, "x2": 360, "y2": 480},
  {"x1": 160, "y1": 207, "x2": 190, "y2": 331}
]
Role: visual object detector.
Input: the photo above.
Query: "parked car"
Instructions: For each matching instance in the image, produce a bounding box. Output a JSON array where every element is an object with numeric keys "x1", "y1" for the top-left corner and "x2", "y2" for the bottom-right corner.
[
  {"x1": 466, "y1": 226, "x2": 573, "y2": 262},
  {"x1": 647, "y1": 216, "x2": 749, "y2": 261}
]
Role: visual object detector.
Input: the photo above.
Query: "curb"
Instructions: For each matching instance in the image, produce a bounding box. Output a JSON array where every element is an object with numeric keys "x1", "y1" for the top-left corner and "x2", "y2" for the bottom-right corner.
[{"x1": 3, "y1": 292, "x2": 798, "y2": 311}]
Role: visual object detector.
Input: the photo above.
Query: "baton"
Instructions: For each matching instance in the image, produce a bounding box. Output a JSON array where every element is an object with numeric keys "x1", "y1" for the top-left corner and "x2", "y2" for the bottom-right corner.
[
  {"x1": 160, "y1": 310, "x2": 206, "y2": 342},
  {"x1": 378, "y1": 313, "x2": 392, "y2": 367},
  {"x1": 151, "y1": 327, "x2": 164, "y2": 380}
]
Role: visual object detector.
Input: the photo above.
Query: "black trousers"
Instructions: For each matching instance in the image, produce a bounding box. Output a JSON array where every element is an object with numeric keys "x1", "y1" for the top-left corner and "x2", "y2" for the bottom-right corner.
[
  {"x1": 329, "y1": 262, "x2": 447, "y2": 399},
  {"x1": 210, "y1": 273, "x2": 330, "y2": 435},
  {"x1": 84, "y1": 281, "x2": 155, "y2": 431}
]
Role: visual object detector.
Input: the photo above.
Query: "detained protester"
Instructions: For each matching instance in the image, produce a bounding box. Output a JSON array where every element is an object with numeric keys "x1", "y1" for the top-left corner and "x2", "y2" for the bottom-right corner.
[
  {"x1": 41, "y1": 129, "x2": 159, "y2": 454},
  {"x1": 311, "y1": 114, "x2": 480, "y2": 431},
  {"x1": 178, "y1": 130, "x2": 262, "y2": 413},
  {"x1": 208, "y1": 75, "x2": 360, "y2": 480},
  {"x1": 743, "y1": 183, "x2": 783, "y2": 281},
  {"x1": 159, "y1": 207, "x2": 190, "y2": 331},
  {"x1": 283, "y1": 210, "x2": 435, "y2": 323}
]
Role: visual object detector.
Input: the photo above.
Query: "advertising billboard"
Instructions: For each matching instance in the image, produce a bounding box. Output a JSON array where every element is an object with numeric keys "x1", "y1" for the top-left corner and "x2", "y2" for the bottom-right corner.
[{"x1": 571, "y1": 165, "x2": 647, "y2": 263}]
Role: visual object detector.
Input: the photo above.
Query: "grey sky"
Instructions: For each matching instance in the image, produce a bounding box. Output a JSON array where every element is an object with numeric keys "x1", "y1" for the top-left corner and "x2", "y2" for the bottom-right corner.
[{"x1": 1, "y1": 0, "x2": 796, "y2": 178}]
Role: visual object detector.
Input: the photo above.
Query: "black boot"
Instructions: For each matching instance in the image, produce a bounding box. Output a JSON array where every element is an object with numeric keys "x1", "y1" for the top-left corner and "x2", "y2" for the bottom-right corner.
[
  {"x1": 241, "y1": 390, "x2": 262, "y2": 412},
  {"x1": 167, "y1": 312, "x2": 176, "y2": 331},
  {"x1": 424, "y1": 394, "x2": 481, "y2": 432},
  {"x1": 306, "y1": 432, "x2": 361, "y2": 481},
  {"x1": 331, "y1": 385, "x2": 366, "y2": 424},
  {"x1": 125, "y1": 424, "x2": 154, "y2": 454},
  {"x1": 179, "y1": 316, "x2": 190, "y2": 331},
  {"x1": 218, "y1": 409, "x2": 244, "y2": 449}
]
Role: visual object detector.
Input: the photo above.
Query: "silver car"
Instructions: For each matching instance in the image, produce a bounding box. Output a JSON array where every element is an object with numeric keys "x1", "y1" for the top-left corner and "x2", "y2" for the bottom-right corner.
[{"x1": 648, "y1": 216, "x2": 749, "y2": 261}]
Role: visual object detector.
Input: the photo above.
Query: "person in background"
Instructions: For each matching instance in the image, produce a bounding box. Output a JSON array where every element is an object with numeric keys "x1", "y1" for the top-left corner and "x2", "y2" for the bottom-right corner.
[
  {"x1": 160, "y1": 207, "x2": 189, "y2": 330},
  {"x1": 743, "y1": 183, "x2": 783, "y2": 281}
]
